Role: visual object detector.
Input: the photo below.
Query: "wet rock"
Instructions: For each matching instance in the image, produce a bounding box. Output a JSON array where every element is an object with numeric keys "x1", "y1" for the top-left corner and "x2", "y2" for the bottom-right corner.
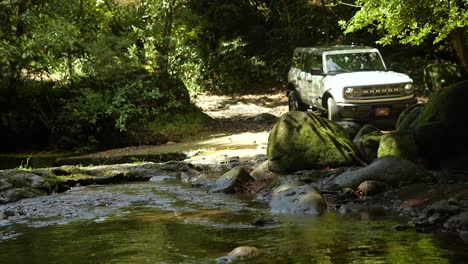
[
  {"x1": 353, "y1": 124, "x2": 383, "y2": 164},
  {"x1": 149, "y1": 175, "x2": 175, "y2": 182},
  {"x1": 338, "y1": 188, "x2": 357, "y2": 199},
  {"x1": 0, "y1": 170, "x2": 53, "y2": 204},
  {"x1": 333, "y1": 155, "x2": 428, "y2": 189},
  {"x1": 337, "y1": 121, "x2": 362, "y2": 140},
  {"x1": 179, "y1": 168, "x2": 204, "y2": 184},
  {"x1": 250, "y1": 160, "x2": 281, "y2": 181},
  {"x1": 413, "y1": 200, "x2": 463, "y2": 230},
  {"x1": 356, "y1": 181, "x2": 387, "y2": 196},
  {"x1": 251, "y1": 217, "x2": 278, "y2": 227},
  {"x1": 270, "y1": 184, "x2": 326, "y2": 215},
  {"x1": 210, "y1": 167, "x2": 255, "y2": 193},
  {"x1": 190, "y1": 174, "x2": 216, "y2": 188},
  {"x1": 227, "y1": 246, "x2": 261, "y2": 259},
  {"x1": 0, "y1": 188, "x2": 41, "y2": 204},
  {"x1": 426, "y1": 200, "x2": 462, "y2": 215}
]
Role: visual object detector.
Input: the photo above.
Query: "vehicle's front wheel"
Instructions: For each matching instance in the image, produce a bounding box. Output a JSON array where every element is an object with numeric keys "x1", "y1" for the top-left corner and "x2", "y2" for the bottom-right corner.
[
  {"x1": 288, "y1": 91, "x2": 308, "y2": 111},
  {"x1": 326, "y1": 97, "x2": 340, "y2": 122}
]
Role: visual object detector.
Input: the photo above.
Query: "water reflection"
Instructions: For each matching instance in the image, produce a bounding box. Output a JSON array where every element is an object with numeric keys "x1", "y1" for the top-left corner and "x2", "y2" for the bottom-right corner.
[{"x1": 0, "y1": 182, "x2": 466, "y2": 263}]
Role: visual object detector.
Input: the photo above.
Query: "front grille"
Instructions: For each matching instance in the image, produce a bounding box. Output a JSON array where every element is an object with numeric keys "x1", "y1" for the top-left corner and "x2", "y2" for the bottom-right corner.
[{"x1": 347, "y1": 84, "x2": 405, "y2": 99}]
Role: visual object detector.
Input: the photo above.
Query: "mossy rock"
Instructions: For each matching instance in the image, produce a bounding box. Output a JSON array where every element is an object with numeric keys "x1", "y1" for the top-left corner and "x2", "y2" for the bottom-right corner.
[
  {"x1": 353, "y1": 124, "x2": 383, "y2": 164},
  {"x1": 378, "y1": 132, "x2": 418, "y2": 161},
  {"x1": 267, "y1": 111, "x2": 360, "y2": 173},
  {"x1": 411, "y1": 80, "x2": 468, "y2": 160},
  {"x1": 396, "y1": 103, "x2": 425, "y2": 131}
]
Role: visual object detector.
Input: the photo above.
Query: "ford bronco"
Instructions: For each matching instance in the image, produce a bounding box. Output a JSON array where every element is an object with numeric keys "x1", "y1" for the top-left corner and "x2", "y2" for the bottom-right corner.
[{"x1": 287, "y1": 45, "x2": 417, "y2": 124}]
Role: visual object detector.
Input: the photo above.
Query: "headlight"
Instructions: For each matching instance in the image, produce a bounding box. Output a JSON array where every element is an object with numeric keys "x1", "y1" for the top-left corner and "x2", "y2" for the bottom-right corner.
[
  {"x1": 404, "y1": 84, "x2": 413, "y2": 95},
  {"x1": 344, "y1": 87, "x2": 354, "y2": 98}
]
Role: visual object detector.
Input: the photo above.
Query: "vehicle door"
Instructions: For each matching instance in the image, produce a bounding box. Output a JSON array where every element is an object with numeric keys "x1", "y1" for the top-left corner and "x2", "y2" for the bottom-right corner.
[{"x1": 303, "y1": 54, "x2": 325, "y2": 107}]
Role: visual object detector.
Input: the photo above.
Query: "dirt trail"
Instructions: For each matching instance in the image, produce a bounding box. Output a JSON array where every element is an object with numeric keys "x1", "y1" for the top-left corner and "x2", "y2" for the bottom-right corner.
[{"x1": 68, "y1": 90, "x2": 289, "y2": 164}]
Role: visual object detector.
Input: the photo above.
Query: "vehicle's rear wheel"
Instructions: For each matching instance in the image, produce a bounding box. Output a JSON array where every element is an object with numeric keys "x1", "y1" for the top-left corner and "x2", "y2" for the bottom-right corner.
[
  {"x1": 327, "y1": 97, "x2": 340, "y2": 122},
  {"x1": 288, "y1": 91, "x2": 308, "y2": 111}
]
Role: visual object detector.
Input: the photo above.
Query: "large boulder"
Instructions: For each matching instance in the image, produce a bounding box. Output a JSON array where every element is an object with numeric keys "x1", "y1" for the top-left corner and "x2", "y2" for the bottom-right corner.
[
  {"x1": 333, "y1": 155, "x2": 428, "y2": 189},
  {"x1": 267, "y1": 111, "x2": 360, "y2": 173},
  {"x1": 403, "y1": 80, "x2": 468, "y2": 161}
]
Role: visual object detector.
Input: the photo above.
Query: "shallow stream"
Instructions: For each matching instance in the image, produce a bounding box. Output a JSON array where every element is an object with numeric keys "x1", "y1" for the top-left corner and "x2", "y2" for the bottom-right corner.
[{"x1": 0, "y1": 178, "x2": 466, "y2": 263}]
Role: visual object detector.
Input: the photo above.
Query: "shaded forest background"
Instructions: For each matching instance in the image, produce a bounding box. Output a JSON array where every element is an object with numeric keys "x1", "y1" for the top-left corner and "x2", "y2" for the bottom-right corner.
[{"x1": 0, "y1": 0, "x2": 466, "y2": 153}]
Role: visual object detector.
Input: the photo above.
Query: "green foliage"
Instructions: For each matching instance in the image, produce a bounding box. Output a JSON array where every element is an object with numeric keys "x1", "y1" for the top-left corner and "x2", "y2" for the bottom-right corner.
[
  {"x1": 16, "y1": 155, "x2": 33, "y2": 171},
  {"x1": 3, "y1": 0, "x2": 454, "y2": 152},
  {"x1": 124, "y1": 106, "x2": 210, "y2": 145},
  {"x1": 342, "y1": 0, "x2": 467, "y2": 45}
]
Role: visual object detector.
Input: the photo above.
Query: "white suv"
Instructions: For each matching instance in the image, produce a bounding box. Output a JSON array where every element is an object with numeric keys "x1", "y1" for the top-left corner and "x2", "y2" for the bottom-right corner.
[{"x1": 287, "y1": 45, "x2": 417, "y2": 124}]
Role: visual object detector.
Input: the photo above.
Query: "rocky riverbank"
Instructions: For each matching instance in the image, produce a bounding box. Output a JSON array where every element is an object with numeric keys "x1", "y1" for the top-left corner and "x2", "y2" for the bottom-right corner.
[{"x1": 2, "y1": 83, "x2": 468, "y2": 246}]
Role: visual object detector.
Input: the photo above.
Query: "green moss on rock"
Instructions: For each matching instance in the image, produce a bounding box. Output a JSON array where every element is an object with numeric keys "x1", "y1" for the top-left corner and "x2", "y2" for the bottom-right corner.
[
  {"x1": 378, "y1": 132, "x2": 417, "y2": 161},
  {"x1": 267, "y1": 111, "x2": 360, "y2": 173},
  {"x1": 411, "y1": 80, "x2": 468, "y2": 160}
]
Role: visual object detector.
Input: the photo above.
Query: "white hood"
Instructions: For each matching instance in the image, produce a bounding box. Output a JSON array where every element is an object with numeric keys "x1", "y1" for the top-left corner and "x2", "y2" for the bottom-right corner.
[{"x1": 326, "y1": 71, "x2": 412, "y2": 88}]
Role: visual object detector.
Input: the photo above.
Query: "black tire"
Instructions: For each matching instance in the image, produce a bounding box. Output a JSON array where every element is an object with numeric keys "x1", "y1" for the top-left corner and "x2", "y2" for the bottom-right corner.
[
  {"x1": 288, "y1": 91, "x2": 308, "y2": 111},
  {"x1": 327, "y1": 97, "x2": 340, "y2": 121}
]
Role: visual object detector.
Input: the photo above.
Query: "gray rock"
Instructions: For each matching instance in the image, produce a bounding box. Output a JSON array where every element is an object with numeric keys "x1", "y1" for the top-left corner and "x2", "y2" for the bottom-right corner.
[
  {"x1": 191, "y1": 174, "x2": 216, "y2": 188},
  {"x1": 356, "y1": 180, "x2": 388, "y2": 196},
  {"x1": 210, "y1": 167, "x2": 255, "y2": 193},
  {"x1": 353, "y1": 125, "x2": 383, "y2": 164},
  {"x1": 270, "y1": 184, "x2": 326, "y2": 215},
  {"x1": 333, "y1": 155, "x2": 428, "y2": 189},
  {"x1": 337, "y1": 121, "x2": 362, "y2": 140},
  {"x1": 250, "y1": 161, "x2": 281, "y2": 181},
  {"x1": 253, "y1": 113, "x2": 278, "y2": 124}
]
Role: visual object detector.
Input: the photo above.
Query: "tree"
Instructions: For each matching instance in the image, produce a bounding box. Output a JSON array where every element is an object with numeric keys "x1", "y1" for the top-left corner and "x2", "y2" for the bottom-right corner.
[{"x1": 340, "y1": 0, "x2": 468, "y2": 75}]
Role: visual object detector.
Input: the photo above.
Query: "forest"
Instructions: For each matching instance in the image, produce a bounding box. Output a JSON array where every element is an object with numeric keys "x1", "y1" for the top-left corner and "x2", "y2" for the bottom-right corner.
[{"x1": 1, "y1": 0, "x2": 467, "y2": 153}]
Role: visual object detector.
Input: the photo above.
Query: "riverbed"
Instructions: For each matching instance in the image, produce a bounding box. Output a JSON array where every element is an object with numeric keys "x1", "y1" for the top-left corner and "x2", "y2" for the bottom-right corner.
[{"x1": 0, "y1": 178, "x2": 466, "y2": 263}]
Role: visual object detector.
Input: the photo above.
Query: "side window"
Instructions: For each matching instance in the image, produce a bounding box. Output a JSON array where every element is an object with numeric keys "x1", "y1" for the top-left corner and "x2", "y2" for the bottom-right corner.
[
  {"x1": 292, "y1": 52, "x2": 301, "y2": 68},
  {"x1": 311, "y1": 55, "x2": 322, "y2": 70},
  {"x1": 303, "y1": 53, "x2": 312, "y2": 71},
  {"x1": 303, "y1": 53, "x2": 322, "y2": 73}
]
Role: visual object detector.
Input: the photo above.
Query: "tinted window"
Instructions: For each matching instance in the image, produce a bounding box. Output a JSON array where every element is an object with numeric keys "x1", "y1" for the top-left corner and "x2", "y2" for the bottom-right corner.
[
  {"x1": 302, "y1": 53, "x2": 322, "y2": 72},
  {"x1": 292, "y1": 52, "x2": 301, "y2": 68}
]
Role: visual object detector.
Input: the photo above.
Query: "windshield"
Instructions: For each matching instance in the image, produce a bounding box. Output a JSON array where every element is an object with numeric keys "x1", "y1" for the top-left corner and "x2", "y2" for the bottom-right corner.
[{"x1": 325, "y1": 51, "x2": 386, "y2": 73}]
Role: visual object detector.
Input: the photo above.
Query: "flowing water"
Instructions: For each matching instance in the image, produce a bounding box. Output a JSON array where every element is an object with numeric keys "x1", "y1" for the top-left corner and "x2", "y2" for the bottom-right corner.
[{"x1": 0, "y1": 179, "x2": 466, "y2": 264}]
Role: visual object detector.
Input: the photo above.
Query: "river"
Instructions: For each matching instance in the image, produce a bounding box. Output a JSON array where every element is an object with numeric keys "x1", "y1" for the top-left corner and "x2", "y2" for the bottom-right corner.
[{"x1": 0, "y1": 178, "x2": 466, "y2": 263}]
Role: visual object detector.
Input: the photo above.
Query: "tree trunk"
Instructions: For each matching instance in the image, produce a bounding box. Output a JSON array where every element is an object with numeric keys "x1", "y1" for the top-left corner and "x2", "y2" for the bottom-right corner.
[
  {"x1": 452, "y1": 28, "x2": 468, "y2": 76},
  {"x1": 158, "y1": 0, "x2": 178, "y2": 92}
]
